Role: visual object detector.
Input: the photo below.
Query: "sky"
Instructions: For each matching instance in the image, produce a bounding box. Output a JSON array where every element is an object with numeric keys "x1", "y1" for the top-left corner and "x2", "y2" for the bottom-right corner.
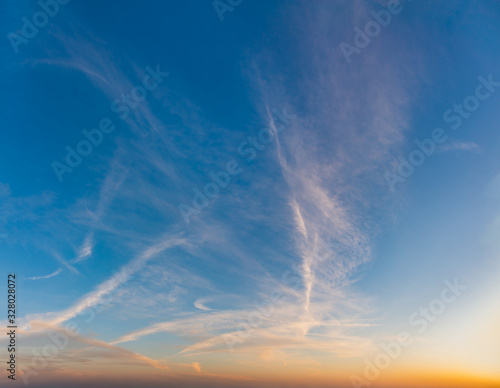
[{"x1": 1, "y1": 0, "x2": 500, "y2": 387}]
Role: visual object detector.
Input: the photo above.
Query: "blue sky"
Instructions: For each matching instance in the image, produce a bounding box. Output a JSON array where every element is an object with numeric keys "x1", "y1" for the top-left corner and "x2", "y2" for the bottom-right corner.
[{"x1": 1, "y1": 0, "x2": 500, "y2": 386}]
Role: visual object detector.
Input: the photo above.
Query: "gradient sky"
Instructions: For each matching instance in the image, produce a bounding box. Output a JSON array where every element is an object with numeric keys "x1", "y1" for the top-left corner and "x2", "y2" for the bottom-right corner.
[{"x1": 1, "y1": 0, "x2": 500, "y2": 387}]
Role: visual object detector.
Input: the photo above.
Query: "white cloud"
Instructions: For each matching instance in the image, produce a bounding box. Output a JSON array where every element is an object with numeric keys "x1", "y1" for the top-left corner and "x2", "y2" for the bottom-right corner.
[
  {"x1": 194, "y1": 297, "x2": 213, "y2": 311},
  {"x1": 71, "y1": 233, "x2": 94, "y2": 264},
  {"x1": 27, "y1": 268, "x2": 62, "y2": 280},
  {"x1": 437, "y1": 141, "x2": 482, "y2": 154},
  {"x1": 24, "y1": 235, "x2": 186, "y2": 327}
]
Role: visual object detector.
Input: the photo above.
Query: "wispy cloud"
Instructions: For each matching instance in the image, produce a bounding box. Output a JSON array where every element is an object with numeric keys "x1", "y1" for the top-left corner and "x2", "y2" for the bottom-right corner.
[
  {"x1": 11, "y1": 0, "x2": 430, "y2": 378},
  {"x1": 437, "y1": 141, "x2": 482, "y2": 154},
  {"x1": 191, "y1": 0, "x2": 421, "y2": 359},
  {"x1": 194, "y1": 297, "x2": 213, "y2": 311},
  {"x1": 27, "y1": 268, "x2": 62, "y2": 280},
  {"x1": 192, "y1": 362, "x2": 202, "y2": 373},
  {"x1": 15, "y1": 321, "x2": 170, "y2": 373},
  {"x1": 100, "y1": 0, "x2": 417, "y2": 365},
  {"x1": 52, "y1": 250, "x2": 80, "y2": 275},
  {"x1": 111, "y1": 304, "x2": 377, "y2": 357},
  {"x1": 70, "y1": 233, "x2": 93, "y2": 264},
  {"x1": 23, "y1": 235, "x2": 186, "y2": 328}
]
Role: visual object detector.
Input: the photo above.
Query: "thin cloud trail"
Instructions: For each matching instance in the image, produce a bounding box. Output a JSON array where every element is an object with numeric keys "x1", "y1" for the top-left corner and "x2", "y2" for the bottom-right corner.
[
  {"x1": 22, "y1": 235, "x2": 186, "y2": 328},
  {"x1": 27, "y1": 268, "x2": 62, "y2": 280}
]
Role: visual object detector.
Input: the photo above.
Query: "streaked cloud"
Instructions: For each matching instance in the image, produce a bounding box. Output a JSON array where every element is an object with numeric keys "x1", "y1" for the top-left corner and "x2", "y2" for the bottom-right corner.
[
  {"x1": 194, "y1": 297, "x2": 213, "y2": 311},
  {"x1": 437, "y1": 141, "x2": 482, "y2": 154},
  {"x1": 27, "y1": 268, "x2": 62, "y2": 280},
  {"x1": 24, "y1": 235, "x2": 186, "y2": 328},
  {"x1": 70, "y1": 233, "x2": 93, "y2": 264}
]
